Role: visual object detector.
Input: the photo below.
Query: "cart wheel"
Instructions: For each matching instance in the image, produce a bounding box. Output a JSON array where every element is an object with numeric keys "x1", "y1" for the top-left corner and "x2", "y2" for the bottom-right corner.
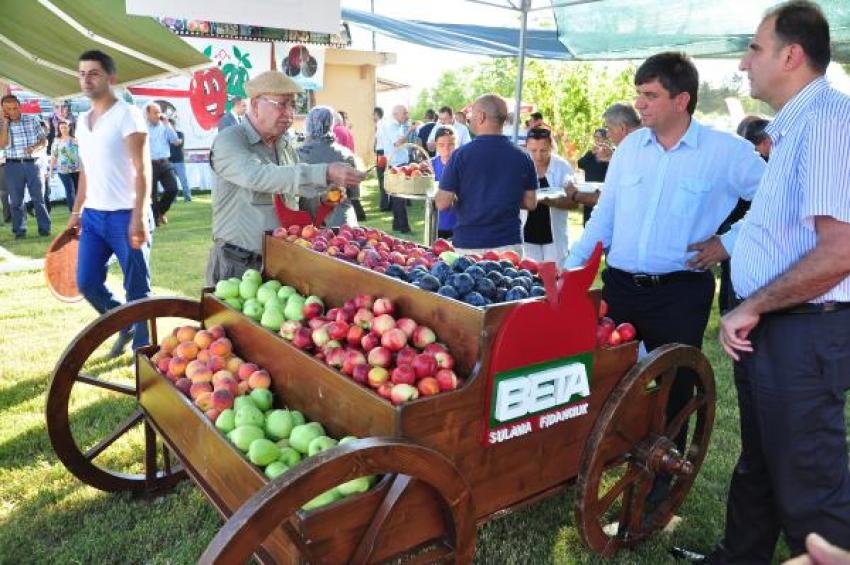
[
  {"x1": 46, "y1": 297, "x2": 201, "y2": 493},
  {"x1": 199, "y1": 437, "x2": 476, "y2": 565},
  {"x1": 576, "y1": 343, "x2": 715, "y2": 556}
]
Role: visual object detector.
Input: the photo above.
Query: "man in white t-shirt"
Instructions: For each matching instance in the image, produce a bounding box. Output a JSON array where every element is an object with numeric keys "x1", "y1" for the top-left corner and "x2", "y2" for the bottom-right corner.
[
  {"x1": 67, "y1": 49, "x2": 153, "y2": 358},
  {"x1": 426, "y1": 106, "x2": 470, "y2": 152}
]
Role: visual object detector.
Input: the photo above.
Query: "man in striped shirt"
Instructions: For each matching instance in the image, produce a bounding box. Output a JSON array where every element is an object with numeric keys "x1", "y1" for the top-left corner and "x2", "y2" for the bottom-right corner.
[{"x1": 684, "y1": 2, "x2": 850, "y2": 562}]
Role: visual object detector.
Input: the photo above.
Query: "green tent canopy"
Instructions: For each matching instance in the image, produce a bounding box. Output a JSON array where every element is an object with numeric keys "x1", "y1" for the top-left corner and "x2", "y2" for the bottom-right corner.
[
  {"x1": 0, "y1": 0, "x2": 210, "y2": 98},
  {"x1": 553, "y1": 0, "x2": 850, "y2": 61}
]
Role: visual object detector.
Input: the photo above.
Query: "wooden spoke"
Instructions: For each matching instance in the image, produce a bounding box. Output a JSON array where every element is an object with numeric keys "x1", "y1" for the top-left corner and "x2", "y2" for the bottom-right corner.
[
  {"x1": 576, "y1": 344, "x2": 715, "y2": 556},
  {"x1": 76, "y1": 373, "x2": 135, "y2": 396},
  {"x1": 350, "y1": 474, "x2": 413, "y2": 563},
  {"x1": 46, "y1": 297, "x2": 199, "y2": 493},
  {"x1": 84, "y1": 409, "x2": 144, "y2": 461},
  {"x1": 148, "y1": 317, "x2": 158, "y2": 349}
]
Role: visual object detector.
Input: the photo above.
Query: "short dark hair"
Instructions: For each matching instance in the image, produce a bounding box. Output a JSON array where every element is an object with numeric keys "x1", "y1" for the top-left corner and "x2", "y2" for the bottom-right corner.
[
  {"x1": 424, "y1": 109, "x2": 437, "y2": 121},
  {"x1": 433, "y1": 126, "x2": 456, "y2": 142},
  {"x1": 766, "y1": 0, "x2": 830, "y2": 73},
  {"x1": 634, "y1": 52, "x2": 699, "y2": 115},
  {"x1": 0, "y1": 95, "x2": 20, "y2": 106},
  {"x1": 373, "y1": 106, "x2": 384, "y2": 119},
  {"x1": 743, "y1": 118, "x2": 771, "y2": 145},
  {"x1": 79, "y1": 49, "x2": 116, "y2": 75},
  {"x1": 530, "y1": 111, "x2": 543, "y2": 121},
  {"x1": 438, "y1": 106, "x2": 453, "y2": 117},
  {"x1": 231, "y1": 96, "x2": 243, "y2": 105}
]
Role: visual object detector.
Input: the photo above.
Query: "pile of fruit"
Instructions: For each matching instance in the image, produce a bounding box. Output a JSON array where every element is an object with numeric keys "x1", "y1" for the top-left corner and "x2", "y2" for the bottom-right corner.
[
  {"x1": 149, "y1": 325, "x2": 372, "y2": 510},
  {"x1": 594, "y1": 299, "x2": 637, "y2": 348},
  {"x1": 388, "y1": 161, "x2": 432, "y2": 178}
]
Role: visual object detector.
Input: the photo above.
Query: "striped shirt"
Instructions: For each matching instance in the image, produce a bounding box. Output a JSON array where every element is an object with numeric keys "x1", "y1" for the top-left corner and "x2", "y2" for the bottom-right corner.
[
  {"x1": 4, "y1": 114, "x2": 45, "y2": 159},
  {"x1": 731, "y1": 77, "x2": 850, "y2": 302}
]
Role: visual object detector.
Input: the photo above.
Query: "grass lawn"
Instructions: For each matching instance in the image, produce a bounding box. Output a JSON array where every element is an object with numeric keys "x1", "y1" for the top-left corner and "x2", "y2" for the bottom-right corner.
[{"x1": 0, "y1": 181, "x2": 791, "y2": 563}]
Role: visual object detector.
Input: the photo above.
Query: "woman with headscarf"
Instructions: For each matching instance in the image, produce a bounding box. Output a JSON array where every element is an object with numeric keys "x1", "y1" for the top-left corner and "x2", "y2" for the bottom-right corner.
[{"x1": 296, "y1": 106, "x2": 360, "y2": 227}]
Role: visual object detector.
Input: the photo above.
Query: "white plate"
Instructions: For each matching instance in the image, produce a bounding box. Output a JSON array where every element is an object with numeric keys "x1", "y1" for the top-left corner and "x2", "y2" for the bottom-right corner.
[{"x1": 576, "y1": 181, "x2": 603, "y2": 193}]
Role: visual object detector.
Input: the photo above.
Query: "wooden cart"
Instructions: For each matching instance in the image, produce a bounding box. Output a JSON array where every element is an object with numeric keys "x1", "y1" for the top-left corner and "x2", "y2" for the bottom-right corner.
[{"x1": 46, "y1": 234, "x2": 715, "y2": 563}]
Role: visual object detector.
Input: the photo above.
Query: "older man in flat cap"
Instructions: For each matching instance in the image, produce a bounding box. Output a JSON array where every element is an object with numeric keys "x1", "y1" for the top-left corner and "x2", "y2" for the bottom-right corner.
[{"x1": 206, "y1": 71, "x2": 364, "y2": 284}]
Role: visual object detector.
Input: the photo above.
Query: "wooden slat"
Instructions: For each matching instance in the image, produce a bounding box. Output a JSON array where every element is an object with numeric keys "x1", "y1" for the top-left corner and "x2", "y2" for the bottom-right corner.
[
  {"x1": 84, "y1": 409, "x2": 144, "y2": 461},
  {"x1": 76, "y1": 373, "x2": 135, "y2": 396}
]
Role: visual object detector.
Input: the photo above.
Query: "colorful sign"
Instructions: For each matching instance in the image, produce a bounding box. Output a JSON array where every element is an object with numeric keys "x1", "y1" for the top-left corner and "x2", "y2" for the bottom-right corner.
[
  {"x1": 274, "y1": 43, "x2": 325, "y2": 91},
  {"x1": 484, "y1": 353, "x2": 593, "y2": 446}
]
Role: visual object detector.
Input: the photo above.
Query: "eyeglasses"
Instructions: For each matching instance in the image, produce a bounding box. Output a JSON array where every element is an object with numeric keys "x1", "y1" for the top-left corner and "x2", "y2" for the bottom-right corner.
[
  {"x1": 527, "y1": 128, "x2": 552, "y2": 140},
  {"x1": 260, "y1": 97, "x2": 295, "y2": 111}
]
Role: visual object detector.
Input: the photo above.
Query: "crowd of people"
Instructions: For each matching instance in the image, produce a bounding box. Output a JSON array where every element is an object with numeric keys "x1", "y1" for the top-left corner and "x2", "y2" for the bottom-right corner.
[{"x1": 4, "y1": 1, "x2": 849, "y2": 562}]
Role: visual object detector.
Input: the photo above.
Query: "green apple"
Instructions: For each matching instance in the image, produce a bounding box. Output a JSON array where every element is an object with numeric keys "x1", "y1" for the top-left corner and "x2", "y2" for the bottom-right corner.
[
  {"x1": 336, "y1": 477, "x2": 371, "y2": 497},
  {"x1": 262, "y1": 279, "x2": 282, "y2": 293},
  {"x1": 338, "y1": 436, "x2": 358, "y2": 445},
  {"x1": 283, "y1": 296, "x2": 306, "y2": 321},
  {"x1": 229, "y1": 425, "x2": 264, "y2": 451},
  {"x1": 248, "y1": 438, "x2": 280, "y2": 466},
  {"x1": 214, "y1": 279, "x2": 240, "y2": 299},
  {"x1": 440, "y1": 251, "x2": 460, "y2": 266},
  {"x1": 302, "y1": 489, "x2": 341, "y2": 511},
  {"x1": 263, "y1": 296, "x2": 284, "y2": 312},
  {"x1": 264, "y1": 409, "x2": 294, "y2": 440},
  {"x1": 260, "y1": 308, "x2": 285, "y2": 332},
  {"x1": 304, "y1": 295, "x2": 324, "y2": 308},
  {"x1": 234, "y1": 404, "x2": 264, "y2": 428},
  {"x1": 289, "y1": 422, "x2": 325, "y2": 454},
  {"x1": 242, "y1": 299, "x2": 264, "y2": 321},
  {"x1": 250, "y1": 388, "x2": 273, "y2": 412},
  {"x1": 256, "y1": 285, "x2": 277, "y2": 305},
  {"x1": 239, "y1": 279, "x2": 260, "y2": 300},
  {"x1": 277, "y1": 286, "x2": 297, "y2": 301},
  {"x1": 307, "y1": 435, "x2": 338, "y2": 457},
  {"x1": 234, "y1": 395, "x2": 256, "y2": 411},
  {"x1": 264, "y1": 461, "x2": 289, "y2": 480},
  {"x1": 289, "y1": 410, "x2": 306, "y2": 427},
  {"x1": 224, "y1": 297, "x2": 244, "y2": 310},
  {"x1": 275, "y1": 439, "x2": 291, "y2": 449},
  {"x1": 215, "y1": 408, "x2": 236, "y2": 434},
  {"x1": 278, "y1": 446, "x2": 302, "y2": 467},
  {"x1": 242, "y1": 269, "x2": 263, "y2": 286}
]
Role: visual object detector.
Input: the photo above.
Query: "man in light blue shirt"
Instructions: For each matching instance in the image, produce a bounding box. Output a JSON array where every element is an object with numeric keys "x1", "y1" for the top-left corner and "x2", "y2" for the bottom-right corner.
[
  {"x1": 564, "y1": 52, "x2": 765, "y2": 506},
  {"x1": 145, "y1": 102, "x2": 179, "y2": 226},
  {"x1": 375, "y1": 104, "x2": 414, "y2": 233}
]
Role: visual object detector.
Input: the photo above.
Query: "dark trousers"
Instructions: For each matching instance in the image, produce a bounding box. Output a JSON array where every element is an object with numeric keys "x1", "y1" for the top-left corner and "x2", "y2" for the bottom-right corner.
[
  {"x1": 390, "y1": 195, "x2": 410, "y2": 232},
  {"x1": 0, "y1": 165, "x2": 10, "y2": 223},
  {"x1": 151, "y1": 159, "x2": 178, "y2": 219},
  {"x1": 6, "y1": 160, "x2": 50, "y2": 236},
  {"x1": 376, "y1": 153, "x2": 390, "y2": 211},
  {"x1": 77, "y1": 209, "x2": 152, "y2": 349},
  {"x1": 718, "y1": 259, "x2": 736, "y2": 314},
  {"x1": 715, "y1": 308, "x2": 850, "y2": 562},
  {"x1": 58, "y1": 172, "x2": 79, "y2": 212},
  {"x1": 602, "y1": 267, "x2": 715, "y2": 448}
]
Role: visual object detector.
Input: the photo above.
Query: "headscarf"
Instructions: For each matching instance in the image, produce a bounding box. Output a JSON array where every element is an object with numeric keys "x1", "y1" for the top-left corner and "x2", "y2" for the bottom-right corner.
[{"x1": 305, "y1": 105, "x2": 335, "y2": 141}]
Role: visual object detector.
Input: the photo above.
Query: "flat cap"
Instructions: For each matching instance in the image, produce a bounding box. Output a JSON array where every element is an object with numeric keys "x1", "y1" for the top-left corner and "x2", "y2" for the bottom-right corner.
[{"x1": 244, "y1": 71, "x2": 303, "y2": 98}]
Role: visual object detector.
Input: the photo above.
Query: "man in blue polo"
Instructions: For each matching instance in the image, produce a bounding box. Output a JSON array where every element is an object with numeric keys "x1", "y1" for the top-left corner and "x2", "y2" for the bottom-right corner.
[
  {"x1": 435, "y1": 94, "x2": 537, "y2": 255},
  {"x1": 145, "y1": 102, "x2": 180, "y2": 226},
  {"x1": 0, "y1": 95, "x2": 51, "y2": 239}
]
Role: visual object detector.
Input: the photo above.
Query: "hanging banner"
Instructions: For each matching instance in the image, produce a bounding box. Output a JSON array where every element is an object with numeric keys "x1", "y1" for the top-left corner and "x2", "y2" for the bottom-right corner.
[
  {"x1": 128, "y1": 37, "x2": 271, "y2": 150},
  {"x1": 274, "y1": 43, "x2": 325, "y2": 91}
]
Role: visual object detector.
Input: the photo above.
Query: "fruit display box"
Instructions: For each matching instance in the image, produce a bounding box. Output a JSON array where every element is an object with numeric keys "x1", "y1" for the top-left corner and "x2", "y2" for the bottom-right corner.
[{"x1": 384, "y1": 172, "x2": 434, "y2": 196}]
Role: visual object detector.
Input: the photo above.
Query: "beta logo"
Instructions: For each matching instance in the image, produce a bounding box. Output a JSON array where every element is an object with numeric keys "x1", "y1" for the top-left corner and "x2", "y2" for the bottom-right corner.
[{"x1": 485, "y1": 353, "x2": 592, "y2": 446}]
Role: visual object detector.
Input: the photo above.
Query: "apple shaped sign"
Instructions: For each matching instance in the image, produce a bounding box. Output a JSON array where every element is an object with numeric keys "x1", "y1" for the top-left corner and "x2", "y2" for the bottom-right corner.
[{"x1": 189, "y1": 67, "x2": 227, "y2": 130}]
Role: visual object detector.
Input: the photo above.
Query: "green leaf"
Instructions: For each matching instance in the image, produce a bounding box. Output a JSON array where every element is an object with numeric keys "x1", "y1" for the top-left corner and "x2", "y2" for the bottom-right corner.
[
  {"x1": 222, "y1": 63, "x2": 236, "y2": 75},
  {"x1": 203, "y1": 45, "x2": 212, "y2": 57},
  {"x1": 233, "y1": 46, "x2": 242, "y2": 59}
]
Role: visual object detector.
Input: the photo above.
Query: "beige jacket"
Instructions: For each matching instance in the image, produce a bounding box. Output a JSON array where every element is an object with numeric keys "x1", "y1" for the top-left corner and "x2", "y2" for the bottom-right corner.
[{"x1": 210, "y1": 118, "x2": 328, "y2": 253}]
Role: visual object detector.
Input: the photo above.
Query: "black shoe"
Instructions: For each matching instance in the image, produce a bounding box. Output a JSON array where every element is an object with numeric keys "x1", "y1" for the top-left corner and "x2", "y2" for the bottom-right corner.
[
  {"x1": 108, "y1": 328, "x2": 135, "y2": 359},
  {"x1": 39, "y1": 231, "x2": 51, "y2": 237},
  {"x1": 669, "y1": 546, "x2": 722, "y2": 563}
]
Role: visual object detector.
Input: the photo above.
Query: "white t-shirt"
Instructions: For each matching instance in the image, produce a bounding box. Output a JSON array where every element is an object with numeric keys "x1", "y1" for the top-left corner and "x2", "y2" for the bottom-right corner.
[
  {"x1": 76, "y1": 100, "x2": 148, "y2": 211},
  {"x1": 427, "y1": 121, "x2": 471, "y2": 147}
]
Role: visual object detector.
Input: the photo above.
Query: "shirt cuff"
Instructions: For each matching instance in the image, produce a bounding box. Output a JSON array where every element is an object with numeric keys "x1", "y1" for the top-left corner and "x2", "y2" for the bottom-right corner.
[{"x1": 719, "y1": 229, "x2": 736, "y2": 257}]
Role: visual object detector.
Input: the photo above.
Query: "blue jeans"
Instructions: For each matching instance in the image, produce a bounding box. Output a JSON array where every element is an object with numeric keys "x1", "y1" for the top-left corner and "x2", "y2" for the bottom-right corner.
[
  {"x1": 171, "y1": 162, "x2": 191, "y2": 201},
  {"x1": 58, "y1": 172, "x2": 79, "y2": 211},
  {"x1": 6, "y1": 160, "x2": 50, "y2": 235},
  {"x1": 77, "y1": 209, "x2": 152, "y2": 349}
]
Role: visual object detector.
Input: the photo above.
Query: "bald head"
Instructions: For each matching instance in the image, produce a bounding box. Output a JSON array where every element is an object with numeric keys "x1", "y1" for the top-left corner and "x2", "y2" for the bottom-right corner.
[
  {"x1": 469, "y1": 94, "x2": 508, "y2": 135},
  {"x1": 392, "y1": 104, "x2": 409, "y2": 124}
]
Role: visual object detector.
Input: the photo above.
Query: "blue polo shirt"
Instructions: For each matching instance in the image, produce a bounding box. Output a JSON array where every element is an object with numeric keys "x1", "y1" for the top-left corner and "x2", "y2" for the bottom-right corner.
[
  {"x1": 432, "y1": 155, "x2": 456, "y2": 231},
  {"x1": 439, "y1": 134, "x2": 537, "y2": 248}
]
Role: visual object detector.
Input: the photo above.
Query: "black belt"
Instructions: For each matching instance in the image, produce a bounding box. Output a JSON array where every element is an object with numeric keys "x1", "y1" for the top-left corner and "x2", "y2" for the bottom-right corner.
[
  {"x1": 152, "y1": 158, "x2": 170, "y2": 164},
  {"x1": 5, "y1": 158, "x2": 36, "y2": 163},
  {"x1": 221, "y1": 242, "x2": 262, "y2": 265},
  {"x1": 774, "y1": 301, "x2": 850, "y2": 315},
  {"x1": 609, "y1": 267, "x2": 707, "y2": 288}
]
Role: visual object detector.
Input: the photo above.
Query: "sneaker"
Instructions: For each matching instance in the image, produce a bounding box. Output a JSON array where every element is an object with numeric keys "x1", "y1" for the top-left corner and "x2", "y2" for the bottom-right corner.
[{"x1": 108, "y1": 328, "x2": 135, "y2": 359}]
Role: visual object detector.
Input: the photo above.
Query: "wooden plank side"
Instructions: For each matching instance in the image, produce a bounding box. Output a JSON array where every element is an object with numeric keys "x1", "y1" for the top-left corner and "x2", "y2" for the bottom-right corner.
[
  {"x1": 203, "y1": 294, "x2": 398, "y2": 440},
  {"x1": 137, "y1": 355, "x2": 297, "y2": 563}
]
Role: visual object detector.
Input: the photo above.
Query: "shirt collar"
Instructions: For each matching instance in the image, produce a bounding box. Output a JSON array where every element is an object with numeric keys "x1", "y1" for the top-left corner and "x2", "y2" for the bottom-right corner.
[
  {"x1": 766, "y1": 76, "x2": 828, "y2": 142},
  {"x1": 640, "y1": 117, "x2": 701, "y2": 151}
]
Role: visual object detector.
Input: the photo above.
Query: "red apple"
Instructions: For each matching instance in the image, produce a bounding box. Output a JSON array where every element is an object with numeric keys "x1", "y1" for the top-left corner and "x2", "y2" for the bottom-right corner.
[
  {"x1": 372, "y1": 298, "x2": 395, "y2": 316},
  {"x1": 367, "y1": 346, "x2": 393, "y2": 368},
  {"x1": 303, "y1": 302, "x2": 324, "y2": 320},
  {"x1": 596, "y1": 324, "x2": 613, "y2": 346},
  {"x1": 367, "y1": 366, "x2": 389, "y2": 388},
  {"x1": 396, "y1": 346, "x2": 417, "y2": 367},
  {"x1": 354, "y1": 308, "x2": 374, "y2": 329},
  {"x1": 607, "y1": 329, "x2": 623, "y2": 347},
  {"x1": 395, "y1": 318, "x2": 418, "y2": 338},
  {"x1": 301, "y1": 224, "x2": 318, "y2": 239},
  {"x1": 391, "y1": 365, "x2": 416, "y2": 385},
  {"x1": 327, "y1": 320, "x2": 349, "y2": 341},
  {"x1": 435, "y1": 369, "x2": 459, "y2": 392},
  {"x1": 423, "y1": 343, "x2": 447, "y2": 355},
  {"x1": 377, "y1": 382, "x2": 393, "y2": 399},
  {"x1": 390, "y1": 383, "x2": 419, "y2": 404},
  {"x1": 342, "y1": 350, "x2": 367, "y2": 375},
  {"x1": 616, "y1": 322, "x2": 636, "y2": 342},
  {"x1": 325, "y1": 347, "x2": 346, "y2": 369},
  {"x1": 351, "y1": 363, "x2": 370, "y2": 385},
  {"x1": 433, "y1": 350, "x2": 455, "y2": 370},
  {"x1": 412, "y1": 325, "x2": 437, "y2": 349},
  {"x1": 346, "y1": 325, "x2": 365, "y2": 348},
  {"x1": 381, "y1": 328, "x2": 408, "y2": 352},
  {"x1": 272, "y1": 227, "x2": 288, "y2": 239},
  {"x1": 417, "y1": 377, "x2": 440, "y2": 397},
  {"x1": 287, "y1": 224, "x2": 302, "y2": 236},
  {"x1": 599, "y1": 317, "x2": 616, "y2": 331},
  {"x1": 279, "y1": 320, "x2": 302, "y2": 340},
  {"x1": 518, "y1": 258, "x2": 539, "y2": 274},
  {"x1": 308, "y1": 317, "x2": 327, "y2": 330},
  {"x1": 371, "y1": 314, "x2": 396, "y2": 336},
  {"x1": 431, "y1": 238, "x2": 454, "y2": 255},
  {"x1": 292, "y1": 327, "x2": 314, "y2": 350},
  {"x1": 312, "y1": 239, "x2": 328, "y2": 252},
  {"x1": 361, "y1": 333, "x2": 380, "y2": 352},
  {"x1": 412, "y1": 353, "x2": 438, "y2": 379}
]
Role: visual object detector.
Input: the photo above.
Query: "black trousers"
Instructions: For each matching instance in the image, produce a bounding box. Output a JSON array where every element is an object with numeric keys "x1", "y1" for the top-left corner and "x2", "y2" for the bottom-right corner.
[
  {"x1": 151, "y1": 159, "x2": 179, "y2": 218},
  {"x1": 602, "y1": 267, "x2": 715, "y2": 449},
  {"x1": 376, "y1": 152, "x2": 390, "y2": 211},
  {"x1": 715, "y1": 308, "x2": 850, "y2": 562}
]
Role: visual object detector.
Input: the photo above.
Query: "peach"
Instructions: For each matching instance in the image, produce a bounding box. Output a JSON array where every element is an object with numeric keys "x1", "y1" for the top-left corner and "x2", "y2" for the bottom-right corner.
[
  {"x1": 204, "y1": 408, "x2": 221, "y2": 422},
  {"x1": 248, "y1": 370, "x2": 271, "y2": 390},
  {"x1": 160, "y1": 335, "x2": 179, "y2": 355},
  {"x1": 212, "y1": 370, "x2": 235, "y2": 388},
  {"x1": 175, "y1": 325, "x2": 198, "y2": 343},
  {"x1": 167, "y1": 356, "x2": 189, "y2": 379},
  {"x1": 237, "y1": 362, "x2": 259, "y2": 381},
  {"x1": 225, "y1": 356, "x2": 244, "y2": 374},
  {"x1": 209, "y1": 337, "x2": 233, "y2": 357},
  {"x1": 237, "y1": 380, "x2": 251, "y2": 396},
  {"x1": 189, "y1": 366, "x2": 213, "y2": 384},
  {"x1": 174, "y1": 377, "x2": 192, "y2": 397},
  {"x1": 185, "y1": 359, "x2": 208, "y2": 380},
  {"x1": 208, "y1": 325, "x2": 226, "y2": 340},
  {"x1": 189, "y1": 381, "x2": 213, "y2": 400},
  {"x1": 193, "y1": 329, "x2": 215, "y2": 350},
  {"x1": 173, "y1": 341, "x2": 199, "y2": 361},
  {"x1": 196, "y1": 349, "x2": 211, "y2": 364},
  {"x1": 214, "y1": 376, "x2": 238, "y2": 397},
  {"x1": 207, "y1": 354, "x2": 227, "y2": 372},
  {"x1": 156, "y1": 355, "x2": 173, "y2": 374},
  {"x1": 194, "y1": 390, "x2": 215, "y2": 411},
  {"x1": 212, "y1": 389, "x2": 234, "y2": 411}
]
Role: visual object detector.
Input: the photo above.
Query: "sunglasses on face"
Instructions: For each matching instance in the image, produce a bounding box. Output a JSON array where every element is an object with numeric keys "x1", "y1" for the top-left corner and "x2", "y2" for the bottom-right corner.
[{"x1": 527, "y1": 128, "x2": 551, "y2": 140}]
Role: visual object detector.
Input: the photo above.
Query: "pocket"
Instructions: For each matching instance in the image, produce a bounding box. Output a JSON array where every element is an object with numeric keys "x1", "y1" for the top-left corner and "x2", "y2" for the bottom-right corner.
[
  {"x1": 613, "y1": 174, "x2": 642, "y2": 215},
  {"x1": 669, "y1": 178, "x2": 711, "y2": 217}
]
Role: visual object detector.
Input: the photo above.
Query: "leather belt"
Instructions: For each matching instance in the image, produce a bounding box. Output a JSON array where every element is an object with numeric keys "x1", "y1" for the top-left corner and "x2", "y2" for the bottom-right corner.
[
  {"x1": 151, "y1": 158, "x2": 170, "y2": 164},
  {"x1": 775, "y1": 301, "x2": 850, "y2": 315},
  {"x1": 5, "y1": 158, "x2": 36, "y2": 162},
  {"x1": 609, "y1": 267, "x2": 706, "y2": 288}
]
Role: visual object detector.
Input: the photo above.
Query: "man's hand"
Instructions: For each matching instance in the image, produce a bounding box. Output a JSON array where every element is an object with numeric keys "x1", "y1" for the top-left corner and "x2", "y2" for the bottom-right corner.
[
  {"x1": 128, "y1": 212, "x2": 149, "y2": 250},
  {"x1": 565, "y1": 182, "x2": 578, "y2": 202},
  {"x1": 783, "y1": 533, "x2": 850, "y2": 565},
  {"x1": 24, "y1": 145, "x2": 34, "y2": 155},
  {"x1": 687, "y1": 235, "x2": 730, "y2": 270},
  {"x1": 718, "y1": 301, "x2": 759, "y2": 361},
  {"x1": 594, "y1": 143, "x2": 614, "y2": 162},
  {"x1": 327, "y1": 162, "x2": 366, "y2": 188},
  {"x1": 66, "y1": 213, "x2": 81, "y2": 233}
]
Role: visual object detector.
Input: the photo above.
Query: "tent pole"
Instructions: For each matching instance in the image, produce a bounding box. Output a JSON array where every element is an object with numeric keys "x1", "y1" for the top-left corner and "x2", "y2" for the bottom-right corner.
[{"x1": 512, "y1": 0, "x2": 529, "y2": 143}]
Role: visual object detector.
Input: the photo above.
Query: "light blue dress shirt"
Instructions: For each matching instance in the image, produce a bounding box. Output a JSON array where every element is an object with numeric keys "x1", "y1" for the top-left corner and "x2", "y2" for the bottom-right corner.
[
  {"x1": 732, "y1": 77, "x2": 850, "y2": 302},
  {"x1": 376, "y1": 119, "x2": 410, "y2": 166},
  {"x1": 564, "y1": 119, "x2": 765, "y2": 274},
  {"x1": 147, "y1": 121, "x2": 178, "y2": 160}
]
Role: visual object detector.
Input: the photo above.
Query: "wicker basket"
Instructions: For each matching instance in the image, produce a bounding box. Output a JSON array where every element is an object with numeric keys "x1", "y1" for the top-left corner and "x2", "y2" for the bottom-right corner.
[{"x1": 385, "y1": 144, "x2": 435, "y2": 196}]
